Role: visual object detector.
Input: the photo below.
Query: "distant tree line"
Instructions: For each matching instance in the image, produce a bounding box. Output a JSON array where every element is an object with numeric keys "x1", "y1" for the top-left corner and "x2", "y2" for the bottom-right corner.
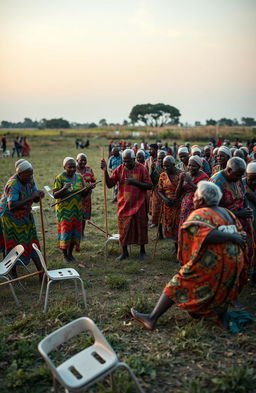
[{"x1": 195, "y1": 117, "x2": 256, "y2": 127}]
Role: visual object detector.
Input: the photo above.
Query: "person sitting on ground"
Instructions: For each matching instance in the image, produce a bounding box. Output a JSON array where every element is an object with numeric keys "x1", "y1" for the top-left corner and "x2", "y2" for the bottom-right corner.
[
  {"x1": 53, "y1": 157, "x2": 95, "y2": 266},
  {"x1": 101, "y1": 149, "x2": 152, "y2": 260},
  {"x1": 131, "y1": 182, "x2": 246, "y2": 330},
  {"x1": 0, "y1": 160, "x2": 44, "y2": 278}
]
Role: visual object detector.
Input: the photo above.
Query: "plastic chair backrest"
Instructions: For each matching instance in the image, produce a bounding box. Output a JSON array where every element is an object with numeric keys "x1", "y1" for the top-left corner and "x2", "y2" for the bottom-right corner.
[
  {"x1": 2, "y1": 245, "x2": 25, "y2": 273},
  {"x1": 39, "y1": 317, "x2": 114, "y2": 357},
  {"x1": 32, "y1": 243, "x2": 48, "y2": 274},
  {"x1": 44, "y1": 186, "x2": 54, "y2": 199}
]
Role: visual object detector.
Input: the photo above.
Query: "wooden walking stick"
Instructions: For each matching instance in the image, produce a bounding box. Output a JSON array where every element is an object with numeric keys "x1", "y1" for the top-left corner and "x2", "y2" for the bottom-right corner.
[
  {"x1": 50, "y1": 181, "x2": 101, "y2": 207},
  {"x1": 101, "y1": 148, "x2": 109, "y2": 239},
  {"x1": 152, "y1": 202, "x2": 164, "y2": 261},
  {"x1": 87, "y1": 220, "x2": 111, "y2": 237},
  {"x1": 0, "y1": 270, "x2": 44, "y2": 286}
]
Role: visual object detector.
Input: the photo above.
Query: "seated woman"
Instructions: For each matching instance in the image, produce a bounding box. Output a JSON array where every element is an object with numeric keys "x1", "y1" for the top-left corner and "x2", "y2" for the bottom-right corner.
[
  {"x1": 0, "y1": 160, "x2": 44, "y2": 277},
  {"x1": 131, "y1": 182, "x2": 246, "y2": 330},
  {"x1": 53, "y1": 157, "x2": 95, "y2": 266}
]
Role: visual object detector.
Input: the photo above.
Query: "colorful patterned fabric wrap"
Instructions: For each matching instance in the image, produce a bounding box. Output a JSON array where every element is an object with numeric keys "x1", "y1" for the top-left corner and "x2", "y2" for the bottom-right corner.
[
  {"x1": 158, "y1": 170, "x2": 182, "y2": 240},
  {"x1": 76, "y1": 166, "x2": 96, "y2": 220},
  {"x1": 110, "y1": 163, "x2": 152, "y2": 216},
  {"x1": 179, "y1": 171, "x2": 209, "y2": 226},
  {"x1": 53, "y1": 172, "x2": 84, "y2": 250},
  {"x1": 0, "y1": 175, "x2": 40, "y2": 264},
  {"x1": 118, "y1": 202, "x2": 148, "y2": 246},
  {"x1": 0, "y1": 219, "x2": 5, "y2": 253},
  {"x1": 164, "y1": 207, "x2": 245, "y2": 318},
  {"x1": 150, "y1": 166, "x2": 164, "y2": 225},
  {"x1": 212, "y1": 164, "x2": 221, "y2": 175}
]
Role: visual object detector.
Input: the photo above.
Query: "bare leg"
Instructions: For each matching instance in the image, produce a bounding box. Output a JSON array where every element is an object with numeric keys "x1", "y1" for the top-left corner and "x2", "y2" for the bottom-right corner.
[
  {"x1": 139, "y1": 245, "x2": 147, "y2": 260},
  {"x1": 131, "y1": 293, "x2": 174, "y2": 330},
  {"x1": 116, "y1": 245, "x2": 129, "y2": 261}
]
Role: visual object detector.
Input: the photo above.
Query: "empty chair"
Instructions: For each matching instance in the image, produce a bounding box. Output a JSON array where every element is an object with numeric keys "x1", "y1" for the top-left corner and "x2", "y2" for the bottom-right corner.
[
  {"x1": 104, "y1": 234, "x2": 120, "y2": 263},
  {"x1": 32, "y1": 243, "x2": 87, "y2": 313},
  {"x1": 0, "y1": 245, "x2": 25, "y2": 306},
  {"x1": 38, "y1": 317, "x2": 145, "y2": 393}
]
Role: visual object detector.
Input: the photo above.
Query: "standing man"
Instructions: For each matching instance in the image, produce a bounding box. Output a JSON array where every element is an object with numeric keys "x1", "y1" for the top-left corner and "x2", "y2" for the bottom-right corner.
[
  {"x1": 101, "y1": 149, "x2": 152, "y2": 260},
  {"x1": 108, "y1": 147, "x2": 122, "y2": 202}
]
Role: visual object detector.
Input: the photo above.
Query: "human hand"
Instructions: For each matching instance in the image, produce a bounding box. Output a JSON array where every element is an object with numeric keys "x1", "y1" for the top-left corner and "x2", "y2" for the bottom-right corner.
[
  {"x1": 100, "y1": 159, "x2": 107, "y2": 170},
  {"x1": 237, "y1": 208, "x2": 253, "y2": 219},
  {"x1": 63, "y1": 183, "x2": 72, "y2": 191},
  {"x1": 231, "y1": 232, "x2": 247, "y2": 249},
  {"x1": 125, "y1": 177, "x2": 136, "y2": 186}
]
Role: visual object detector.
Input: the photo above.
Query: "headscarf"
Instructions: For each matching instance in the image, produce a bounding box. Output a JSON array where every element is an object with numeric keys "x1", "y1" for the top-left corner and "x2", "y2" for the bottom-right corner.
[
  {"x1": 178, "y1": 147, "x2": 189, "y2": 155},
  {"x1": 122, "y1": 149, "x2": 135, "y2": 158},
  {"x1": 218, "y1": 146, "x2": 231, "y2": 157},
  {"x1": 15, "y1": 160, "x2": 33, "y2": 174},
  {"x1": 191, "y1": 146, "x2": 201, "y2": 154},
  {"x1": 246, "y1": 162, "x2": 256, "y2": 173},
  {"x1": 63, "y1": 157, "x2": 76, "y2": 167},
  {"x1": 189, "y1": 155, "x2": 202, "y2": 168},
  {"x1": 163, "y1": 155, "x2": 175, "y2": 165},
  {"x1": 76, "y1": 153, "x2": 87, "y2": 160},
  {"x1": 213, "y1": 147, "x2": 219, "y2": 155}
]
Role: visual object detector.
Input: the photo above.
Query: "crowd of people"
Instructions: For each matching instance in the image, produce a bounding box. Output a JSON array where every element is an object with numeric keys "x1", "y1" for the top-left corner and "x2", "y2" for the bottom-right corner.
[{"x1": 0, "y1": 136, "x2": 256, "y2": 331}]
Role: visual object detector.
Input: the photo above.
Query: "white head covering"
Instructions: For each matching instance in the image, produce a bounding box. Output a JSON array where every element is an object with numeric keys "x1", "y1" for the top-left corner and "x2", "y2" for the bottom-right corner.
[
  {"x1": 240, "y1": 146, "x2": 249, "y2": 154},
  {"x1": 163, "y1": 155, "x2": 175, "y2": 164},
  {"x1": 63, "y1": 157, "x2": 76, "y2": 167},
  {"x1": 136, "y1": 149, "x2": 145, "y2": 157},
  {"x1": 15, "y1": 160, "x2": 33, "y2": 174},
  {"x1": 122, "y1": 149, "x2": 135, "y2": 158},
  {"x1": 213, "y1": 147, "x2": 219, "y2": 155},
  {"x1": 76, "y1": 153, "x2": 87, "y2": 160},
  {"x1": 246, "y1": 162, "x2": 256, "y2": 173},
  {"x1": 189, "y1": 155, "x2": 202, "y2": 167},
  {"x1": 178, "y1": 147, "x2": 189, "y2": 155},
  {"x1": 191, "y1": 146, "x2": 201, "y2": 154},
  {"x1": 218, "y1": 146, "x2": 231, "y2": 157}
]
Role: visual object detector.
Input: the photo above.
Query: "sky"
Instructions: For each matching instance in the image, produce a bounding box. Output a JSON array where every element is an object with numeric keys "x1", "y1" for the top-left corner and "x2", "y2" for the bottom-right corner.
[{"x1": 0, "y1": 0, "x2": 255, "y2": 125}]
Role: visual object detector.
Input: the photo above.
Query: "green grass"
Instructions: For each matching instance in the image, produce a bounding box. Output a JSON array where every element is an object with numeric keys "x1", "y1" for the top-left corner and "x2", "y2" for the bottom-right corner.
[{"x1": 0, "y1": 135, "x2": 256, "y2": 393}]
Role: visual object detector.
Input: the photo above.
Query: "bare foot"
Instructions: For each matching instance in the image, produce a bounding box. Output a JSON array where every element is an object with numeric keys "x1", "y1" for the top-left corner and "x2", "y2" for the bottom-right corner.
[{"x1": 130, "y1": 308, "x2": 155, "y2": 330}]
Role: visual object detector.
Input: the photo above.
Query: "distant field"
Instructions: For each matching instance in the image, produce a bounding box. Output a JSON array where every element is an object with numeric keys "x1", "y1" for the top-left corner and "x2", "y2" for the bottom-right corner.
[
  {"x1": 0, "y1": 136, "x2": 256, "y2": 393},
  {"x1": 0, "y1": 125, "x2": 255, "y2": 142}
]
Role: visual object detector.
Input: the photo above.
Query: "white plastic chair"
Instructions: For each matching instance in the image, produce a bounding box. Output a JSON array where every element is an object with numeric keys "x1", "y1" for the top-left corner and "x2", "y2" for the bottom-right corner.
[
  {"x1": 38, "y1": 317, "x2": 145, "y2": 393},
  {"x1": 104, "y1": 234, "x2": 120, "y2": 262},
  {"x1": 32, "y1": 244, "x2": 87, "y2": 313},
  {"x1": 44, "y1": 185, "x2": 54, "y2": 199},
  {"x1": 0, "y1": 245, "x2": 25, "y2": 306},
  {"x1": 32, "y1": 205, "x2": 49, "y2": 226}
]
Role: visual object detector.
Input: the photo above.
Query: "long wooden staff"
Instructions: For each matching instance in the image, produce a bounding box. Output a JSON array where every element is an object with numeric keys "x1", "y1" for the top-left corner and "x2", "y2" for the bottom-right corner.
[
  {"x1": 152, "y1": 202, "x2": 164, "y2": 260},
  {"x1": 50, "y1": 181, "x2": 101, "y2": 207},
  {"x1": 0, "y1": 270, "x2": 43, "y2": 286},
  {"x1": 39, "y1": 197, "x2": 47, "y2": 266},
  {"x1": 87, "y1": 220, "x2": 111, "y2": 237},
  {"x1": 101, "y1": 148, "x2": 109, "y2": 238}
]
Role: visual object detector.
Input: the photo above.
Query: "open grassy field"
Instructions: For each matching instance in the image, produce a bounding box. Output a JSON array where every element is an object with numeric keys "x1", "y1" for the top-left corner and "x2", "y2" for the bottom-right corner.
[{"x1": 0, "y1": 135, "x2": 256, "y2": 393}]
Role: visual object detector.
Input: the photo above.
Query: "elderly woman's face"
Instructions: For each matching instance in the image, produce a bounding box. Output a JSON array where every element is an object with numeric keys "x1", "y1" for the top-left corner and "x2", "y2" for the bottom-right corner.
[
  {"x1": 217, "y1": 152, "x2": 229, "y2": 166},
  {"x1": 246, "y1": 173, "x2": 256, "y2": 190},
  {"x1": 179, "y1": 153, "x2": 189, "y2": 164},
  {"x1": 77, "y1": 157, "x2": 87, "y2": 168},
  {"x1": 136, "y1": 153, "x2": 145, "y2": 163},
  {"x1": 226, "y1": 167, "x2": 245, "y2": 182},
  {"x1": 18, "y1": 168, "x2": 33, "y2": 184},
  {"x1": 157, "y1": 152, "x2": 165, "y2": 166},
  {"x1": 188, "y1": 160, "x2": 200, "y2": 175},
  {"x1": 65, "y1": 161, "x2": 76, "y2": 177},
  {"x1": 163, "y1": 160, "x2": 175, "y2": 174},
  {"x1": 123, "y1": 156, "x2": 135, "y2": 170}
]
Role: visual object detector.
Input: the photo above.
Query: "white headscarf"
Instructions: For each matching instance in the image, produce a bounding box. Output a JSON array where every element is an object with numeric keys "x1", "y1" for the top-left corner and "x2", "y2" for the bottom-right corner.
[
  {"x1": 178, "y1": 147, "x2": 189, "y2": 155},
  {"x1": 191, "y1": 147, "x2": 201, "y2": 154},
  {"x1": 246, "y1": 162, "x2": 256, "y2": 173},
  {"x1": 15, "y1": 160, "x2": 33, "y2": 174},
  {"x1": 63, "y1": 157, "x2": 76, "y2": 167},
  {"x1": 76, "y1": 153, "x2": 87, "y2": 160},
  {"x1": 218, "y1": 146, "x2": 231, "y2": 157},
  {"x1": 189, "y1": 155, "x2": 202, "y2": 168}
]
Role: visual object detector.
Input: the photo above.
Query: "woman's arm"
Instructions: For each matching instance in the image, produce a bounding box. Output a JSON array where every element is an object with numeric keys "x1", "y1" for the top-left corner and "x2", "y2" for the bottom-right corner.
[{"x1": 203, "y1": 229, "x2": 246, "y2": 248}]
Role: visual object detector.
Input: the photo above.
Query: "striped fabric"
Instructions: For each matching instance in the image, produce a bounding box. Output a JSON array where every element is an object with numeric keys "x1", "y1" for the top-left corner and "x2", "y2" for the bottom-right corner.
[{"x1": 53, "y1": 172, "x2": 84, "y2": 250}]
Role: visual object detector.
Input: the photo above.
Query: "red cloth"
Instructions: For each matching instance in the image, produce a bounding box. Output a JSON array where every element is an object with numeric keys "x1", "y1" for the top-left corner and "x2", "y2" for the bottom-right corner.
[{"x1": 110, "y1": 163, "x2": 151, "y2": 216}]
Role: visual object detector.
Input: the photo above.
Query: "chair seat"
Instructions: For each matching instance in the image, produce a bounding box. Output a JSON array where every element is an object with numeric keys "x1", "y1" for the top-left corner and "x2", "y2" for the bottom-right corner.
[
  {"x1": 57, "y1": 343, "x2": 118, "y2": 389},
  {"x1": 106, "y1": 234, "x2": 120, "y2": 242},
  {"x1": 47, "y1": 268, "x2": 80, "y2": 280},
  {"x1": 32, "y1": 205, "x2": 40, "y2": 211}
]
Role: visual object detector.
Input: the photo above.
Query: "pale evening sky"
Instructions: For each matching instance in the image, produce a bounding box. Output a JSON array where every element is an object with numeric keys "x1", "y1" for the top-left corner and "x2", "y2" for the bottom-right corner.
[{"x1": 0, "y1": 0, "x2": 255, "y2": 125}]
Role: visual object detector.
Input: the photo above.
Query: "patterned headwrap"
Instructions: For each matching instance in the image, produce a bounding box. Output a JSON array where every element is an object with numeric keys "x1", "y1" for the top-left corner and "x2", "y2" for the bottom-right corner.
[{"x1": 15, "y1": 160, "x2": 33, "y2": 174}]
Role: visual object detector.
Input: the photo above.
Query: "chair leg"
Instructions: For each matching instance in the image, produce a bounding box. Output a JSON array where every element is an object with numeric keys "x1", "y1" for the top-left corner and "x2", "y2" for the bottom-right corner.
[
  {"x1": 74, "y1": 279, "x2": 78, "y2": 297},
  {"x1": 2, "y1": 276, "x2": 20, "y2": 306},
  {"x1": 77, "y1": 277, "x2": 87, "y2": 310},
  {"x1": 39, "y1": 273, "x2": 46, "y2": 302},
  {"x1": 116, "y1": 362, "x2": 145, "y2": 393},
  {"x1": 43, "y1": 279, "x2": 53, "y2": 313}
]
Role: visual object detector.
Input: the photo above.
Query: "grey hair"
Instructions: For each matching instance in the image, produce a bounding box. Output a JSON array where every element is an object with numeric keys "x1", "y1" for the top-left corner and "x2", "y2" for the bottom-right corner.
[
  {"x1": 227, "y1": 157, "x2": 246, "y2": 172},
  {"x1": 122, "y1": 148, "x2": 135, "y2": 159},
  {"x1": 163, "y1": 155, "x2": 175, "y2": 165},
  {"x1": 136, "y1": 149, "x2": 145, "y2": 157},
  {"x1": 196, "y1": 181, "x2": 223, "y2": 206}
]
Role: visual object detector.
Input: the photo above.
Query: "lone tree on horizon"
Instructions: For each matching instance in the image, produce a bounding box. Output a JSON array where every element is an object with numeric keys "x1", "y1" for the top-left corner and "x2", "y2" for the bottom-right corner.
[{"x1": 129, "y1": 103, "x2": 181, "y2": 126}]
